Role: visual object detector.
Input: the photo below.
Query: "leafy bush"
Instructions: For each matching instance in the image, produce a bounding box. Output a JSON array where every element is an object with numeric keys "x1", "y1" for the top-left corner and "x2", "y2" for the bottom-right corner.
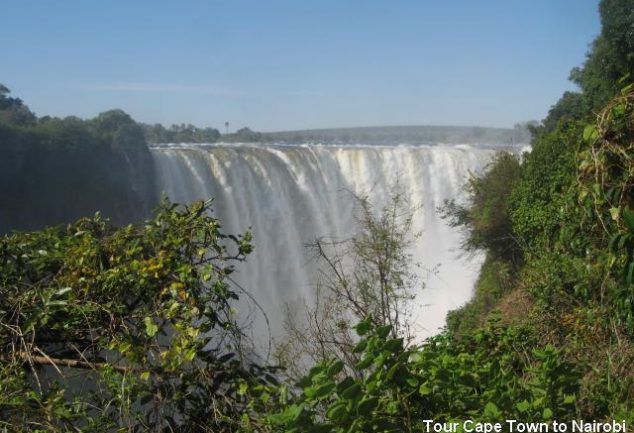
[
  {"x1": 575, "y1": 87, "x2": 634, "y2": 332},
  {"x1": 0, "y1": 200, "x2": 278, "y2": 432},
  {"x1": 509, "y1": 122, "x2": 580, "y2": 252},
  {"x1": 446, "y1": 256, "x2": 514, "y2": 335},
  {"x1": 263, "y1": 318, "x2": 581, "y2": 433},
  {"x1": 443, "y1": 152, "x2": 522, "y2": 264}
]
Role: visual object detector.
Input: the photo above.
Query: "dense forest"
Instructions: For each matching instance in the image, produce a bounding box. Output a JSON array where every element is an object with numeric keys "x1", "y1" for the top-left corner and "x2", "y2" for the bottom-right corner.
[
  {"x1": 2, "y1": 0, "x2": 634, "y2": 431},
  {"x1": 0, "y1": 87, "x2": 156, "y2": 233},
  {"x1": 140, "y1": 122, "x2": 221, "y2": 144}
]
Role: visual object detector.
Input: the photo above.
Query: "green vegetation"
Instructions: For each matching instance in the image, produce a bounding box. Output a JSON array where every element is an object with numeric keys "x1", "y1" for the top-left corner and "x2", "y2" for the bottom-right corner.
[
  {"x1": 277, "y1": 190, "x2": 420, "y2": 378},
  {"x1": 263, "y1": 320, "x2": 579, "y2": 433},
  {"x1": 141, "y1": 122, "x2": 221, "y2": 143},
  {"x1": 2, "y1": 0, "x2": 634, "y2": 431},
  {"x1": 437, "y1": 0, "x2": 634, "y2": 422},
  {"x1": 443, "y1": 152, "x2": 523, "y2": 264},
  {"x1": 220, "y1": 127, "x2": 264, "y2": 143},
  {"x1": 0, "y1": 198, "x2": 585, "y2": 432},
  {"x1": 0, "y1": 87, "x2": 156, "y2": 233},
  {"x1": 142, "y1": 123, "x2": 265, "y2": 144},
  {"x1": 0, "y1": 200, "x2": 279, "y2": 432}
]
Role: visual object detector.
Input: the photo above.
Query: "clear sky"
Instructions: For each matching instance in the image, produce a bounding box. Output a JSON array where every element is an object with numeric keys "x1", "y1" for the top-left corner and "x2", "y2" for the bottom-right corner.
[{"x1": 2, "y1": 1, "x2": 601, "y2": 132}]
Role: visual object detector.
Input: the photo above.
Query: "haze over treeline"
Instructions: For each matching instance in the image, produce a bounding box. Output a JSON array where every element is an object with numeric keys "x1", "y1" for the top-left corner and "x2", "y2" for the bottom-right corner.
[
  {"x1": 257, "y1": 124, "x2": 533, "y2": 146},
  {"x1": 144, "y1": 122, "x2": 534, "y2": 145}
]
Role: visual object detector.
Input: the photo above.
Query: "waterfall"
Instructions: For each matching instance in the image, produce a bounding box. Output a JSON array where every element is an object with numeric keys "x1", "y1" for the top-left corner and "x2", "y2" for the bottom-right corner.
[{"x1": 151, "y1": 143, "x2": 498, "y2": 346}]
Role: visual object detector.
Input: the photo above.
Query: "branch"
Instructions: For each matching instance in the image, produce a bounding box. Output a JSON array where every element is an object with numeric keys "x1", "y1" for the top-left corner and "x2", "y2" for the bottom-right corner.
[{"x1": 2, "y1": 351, "x2": 132, "y2": 373}]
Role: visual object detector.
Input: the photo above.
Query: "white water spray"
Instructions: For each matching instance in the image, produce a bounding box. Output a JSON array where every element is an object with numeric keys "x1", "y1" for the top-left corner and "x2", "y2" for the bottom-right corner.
[{"x1": 151, "y1": 143, "x2": 498, "y2": 345}]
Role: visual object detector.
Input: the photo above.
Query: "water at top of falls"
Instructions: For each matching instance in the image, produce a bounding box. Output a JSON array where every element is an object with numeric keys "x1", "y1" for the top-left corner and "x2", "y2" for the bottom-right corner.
[
  {"x1": 151, "y1": 142, "x2": 511, "y2": 350},
  {"x1": 150, "y1": 141, "x2": 516, "y2": 150}
]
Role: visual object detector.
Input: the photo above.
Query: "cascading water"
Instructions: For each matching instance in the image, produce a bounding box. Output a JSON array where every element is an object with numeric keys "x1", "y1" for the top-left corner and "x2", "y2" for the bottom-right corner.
[{"x1": 151, "y1": 143, "x2": 499, "y2": 347}]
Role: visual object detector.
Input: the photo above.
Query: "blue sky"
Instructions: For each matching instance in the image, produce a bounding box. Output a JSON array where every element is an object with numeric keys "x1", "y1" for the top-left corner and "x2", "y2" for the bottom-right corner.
[{"x1": 2, "y1": 1, "x2": 600, "y2": 131}]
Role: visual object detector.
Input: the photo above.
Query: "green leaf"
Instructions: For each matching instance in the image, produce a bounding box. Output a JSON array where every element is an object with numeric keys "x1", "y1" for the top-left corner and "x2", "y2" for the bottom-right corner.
[
  {"x1": 582, "y1": 124, "x2": 598, "y2": 142},
  {"x1": 377, "y1": 325, "x2": 392, "y2": 339},
  {"x1": 418, "y1": 384, "x2": 432, "y2": 396},
  {"x1": 626, "y1": 261, "x2": 634, "y2": 284},
  {"x1": 340, "y1": 383, "x2": 362, "y2": 400},
  {"x1": 327, "y1": 360, "x2": 344, "y2": 376},
  {"x1": 357, "y1": 397, "x2": 379, "y2": 414},
  {"x1": 408, "y1": 352, "x2": 423, "y2": 363},
  {"x1": 55, "y1": 287, "x2": 73, "y2": 297},
  {"x1": 352, "y1": 339, "x2": 368, "y2": 353},
  {"x1": 355, "y1": 320, "x2": 372, "y2": 336},
  {"x1": 327, "y1": 402, "x2": 347, "y2": 421},
  {"x1": 286, "y1": 404, "x2": 304, "y2": 422},
  {"x1": 296, "y1": 375, "x2": 312, "y2": 389},
  {"x1": 612, "y1": 103, "x2": 626, "y2": 117},
  {"x1": 386, "y1": 361, "x2": 402, "y2": 380},
  {"x1": 46, "y1": 300, "x2": 67, "y2": 307},
  {"x1": 618, "y1": 233, "x2": 629, "y2": 250},
  {"x1": 623, "y1": 207, "x2": 634, "y2": 231},
  {"x1": 484, "y1": 402, "x2": 501, "y2": 418},
  {"x1": 314, "y1": 382, "x2": 336, "y2": 399},
  {"x1": 308, "y1": 364, "x2": 326, "y2": 379},
  {"x1": 516, "y1": 400, "x2": 530, "y2": 413},
  {"x1": 386, "y1": 400, "x2": 400, "y2": 415},
  {"x1": 609, "y1": 233, "x2": 622, "y2": 251},
  {"x1": 143, "y1": 317, "x2": 158, "y2": 337},
  {"x1": 620, "y1": 83, "x2": 634, "y2": 95},
  {"x1": 355, "y1": 356, "x2": 373, "y2": 370},
  {"x1": 382, "y1": 338, "x2": 403, "y2": 354},
  {"x1": 542, "y1": 408, "x2": 553, "y2": 419},
  {"x1": 304, "y1": 385, "x2": 317, "y2": 399},
  {"x1": 336, "y1": 376, "x2": 355, "y2": 394}
]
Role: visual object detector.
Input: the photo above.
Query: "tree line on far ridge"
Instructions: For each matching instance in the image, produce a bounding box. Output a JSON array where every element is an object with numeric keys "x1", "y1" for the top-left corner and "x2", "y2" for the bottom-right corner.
[{"x1": 0, "y1": 87, "x2": 156, "y2": 233}]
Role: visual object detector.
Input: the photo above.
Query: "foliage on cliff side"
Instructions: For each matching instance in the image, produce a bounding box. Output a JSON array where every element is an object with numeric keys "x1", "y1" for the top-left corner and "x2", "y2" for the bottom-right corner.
[
  {"x1": 0, "y1": 197, "x2": 589, "y2": 432},
  {"x1": 0, "y1": 200, "x2": 283, "y2": 432},
  {"x1": 0, "y1": 86, "x2": 156, "y2": 233},
  {"x1": 436, "y1": 0, "x2": 634, "y2": 423}
]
